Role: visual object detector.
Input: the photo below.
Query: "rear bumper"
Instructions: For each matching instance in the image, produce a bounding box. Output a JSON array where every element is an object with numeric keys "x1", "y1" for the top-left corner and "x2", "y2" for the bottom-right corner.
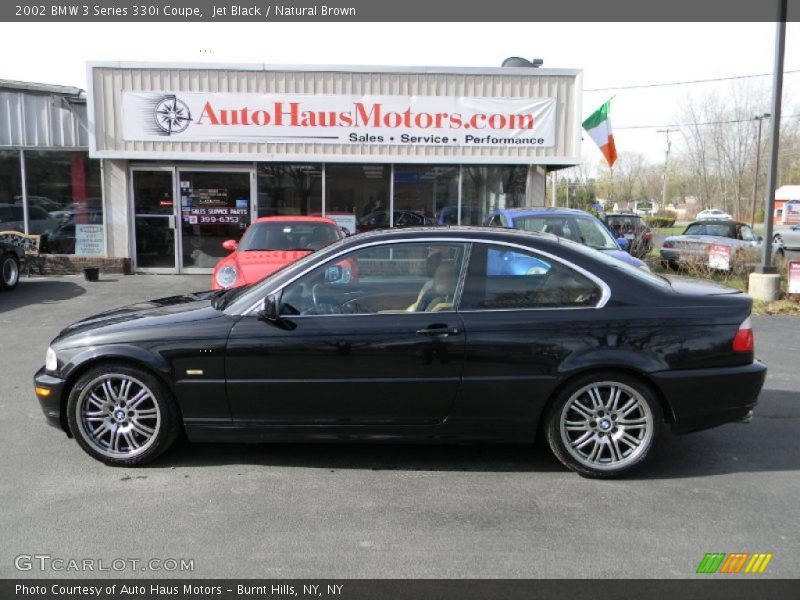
[
  {"x1": 652, "y1": 360, "x2": 767, "y2": 433},
  {"x1": 33, "y1": 366, "x2": 69, "y2": 434}
]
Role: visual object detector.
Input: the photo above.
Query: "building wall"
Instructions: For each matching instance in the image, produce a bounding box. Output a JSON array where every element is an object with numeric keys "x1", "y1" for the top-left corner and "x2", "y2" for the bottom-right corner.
[
  {"x1": 0, "y1": 89, "x2": 88, "y2": 148},
  {"x1": 89, "y1": 63, "x2": 581, "y2": 165},
  {"x1": 103, "y1": 159, "x2": 129, "y2": 259}
]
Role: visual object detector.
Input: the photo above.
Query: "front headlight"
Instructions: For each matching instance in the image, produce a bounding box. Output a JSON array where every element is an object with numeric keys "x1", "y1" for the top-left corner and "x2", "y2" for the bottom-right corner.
[
  {"x1": 216, "y1": 265, "x2": 238, "y2": 288},
  {"x1": 45, "y1": 347, "x2": 57, "y2": 372}
]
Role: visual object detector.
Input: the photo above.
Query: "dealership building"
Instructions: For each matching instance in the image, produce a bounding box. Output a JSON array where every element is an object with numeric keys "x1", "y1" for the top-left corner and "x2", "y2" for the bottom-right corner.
[{"x1": 1, "y1": 62, "x2": 582, "y2": 274}]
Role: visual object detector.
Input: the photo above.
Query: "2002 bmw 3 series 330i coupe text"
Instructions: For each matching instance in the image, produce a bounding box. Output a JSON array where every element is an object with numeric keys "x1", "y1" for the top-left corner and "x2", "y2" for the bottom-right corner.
[{"x1": 34, "y1": 227, "x2": 766, "y2": 478}]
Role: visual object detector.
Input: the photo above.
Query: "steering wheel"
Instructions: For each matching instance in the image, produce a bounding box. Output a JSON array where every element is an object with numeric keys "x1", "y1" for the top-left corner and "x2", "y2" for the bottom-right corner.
[{"x1": 311, "y1": 283, "x2": 324, "y2": 310}]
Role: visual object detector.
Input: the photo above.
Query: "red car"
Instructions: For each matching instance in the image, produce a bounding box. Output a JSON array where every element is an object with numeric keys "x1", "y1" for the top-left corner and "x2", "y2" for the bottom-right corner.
[{"x1": 212, "y1": 216, "x2": 345, "y2": 290}]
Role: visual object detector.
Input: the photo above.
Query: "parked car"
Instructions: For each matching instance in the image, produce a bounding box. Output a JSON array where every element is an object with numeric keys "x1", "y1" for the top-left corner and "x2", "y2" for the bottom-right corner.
[
  {"x1": 437, "y1": 205, "x2": 482, "y2": 226},
  {"x1": 212, "y1": 216, "x2": 345, "y2": 290},
  {"x1": 358, "y1": 210, "x2": 435, "y2": 232},
  {"x1": 601, "y1": 213, "x2": 653, "y2": 259},
  {"x1": 484, "y1": 207, "x2": 649, "y2": 270},
  {"x1": 34, "y1": 226, "x2": 766, "y2": 477},
  {"x1": 773, "y1": 223, "x2": 800, "y2": 250},
  {"x1": 0, "y1": 203, "x2": 59, "y2": 237},
  {"x1": 660, "y1": 220, "x2": 783, "y2": 271},
  {"x1": 696, "y1": 208, "x2": 733, "y2": 221},
  {"x1": 0, "y1": 236, "x2": 22, "y2": 291}
]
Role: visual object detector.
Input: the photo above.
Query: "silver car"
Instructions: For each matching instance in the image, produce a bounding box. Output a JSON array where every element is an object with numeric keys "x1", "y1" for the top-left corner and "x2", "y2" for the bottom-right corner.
[
  {"x1": 773, "y1": 223, "x2": 800, "y2": 250},
  {"x1": 660, "y1": 220, "x2": 782, "y2": 271}
]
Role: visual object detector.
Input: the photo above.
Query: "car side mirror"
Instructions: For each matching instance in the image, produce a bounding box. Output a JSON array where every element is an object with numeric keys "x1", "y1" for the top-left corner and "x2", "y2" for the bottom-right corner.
[
  {"x1": 222, "y1": 239, "x2": 238, "y2": 251},
  {"x1": 257, "y1": 292, "x2": 280, "y2": 322},
  {"x1": 616, "y1": 238, "x2": 629, "y2": 250}
]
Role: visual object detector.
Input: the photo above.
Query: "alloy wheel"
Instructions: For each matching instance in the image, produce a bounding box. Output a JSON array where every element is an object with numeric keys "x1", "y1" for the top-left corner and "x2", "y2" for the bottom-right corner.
[
  {"x1": 75, "y1": 374, "x2": 161, "y2": 459},
  {"x1": 559, "y1": 381, "x2": 654, "y2": 472}
]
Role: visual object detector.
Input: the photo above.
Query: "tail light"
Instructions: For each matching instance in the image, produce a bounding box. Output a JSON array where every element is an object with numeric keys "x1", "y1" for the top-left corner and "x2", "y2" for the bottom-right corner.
[
  {"x1": 662, "y1": 241, "x2": 674, "y2": 248},
  {"x1": 732, "y1": 317, "x2": 754, "y2": 353}
]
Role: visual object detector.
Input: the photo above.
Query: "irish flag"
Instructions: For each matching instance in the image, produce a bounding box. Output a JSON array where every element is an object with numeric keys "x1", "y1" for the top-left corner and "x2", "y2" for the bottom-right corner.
[{"x1": 582, "y1": 101, "x2": 618, "y2": 167}]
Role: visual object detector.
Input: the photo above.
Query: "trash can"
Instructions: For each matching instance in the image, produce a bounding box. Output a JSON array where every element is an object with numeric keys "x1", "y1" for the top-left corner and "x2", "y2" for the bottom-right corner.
[{"x1": 83, "y1": 267, "x2": 100, "y2": 282}]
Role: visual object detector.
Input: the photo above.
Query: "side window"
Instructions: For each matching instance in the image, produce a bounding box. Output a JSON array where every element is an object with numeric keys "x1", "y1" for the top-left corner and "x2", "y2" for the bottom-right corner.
[
  {"x1": 461, "y1": 244, "x2": 602, "y2": 310},
  {"x1": 740, "y1": 226, "x2": 756, "y2": 242},
  {"x1": 279, "y1": 242, "x2": 468, "y2": 316}
]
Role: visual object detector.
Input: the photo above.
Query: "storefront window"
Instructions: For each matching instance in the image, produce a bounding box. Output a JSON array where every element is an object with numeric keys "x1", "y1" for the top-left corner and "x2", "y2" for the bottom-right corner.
[
  {"x1": 23, "y1": 150, "x2": 102, "y2": 255},
  {"x1": 0, "y1": 150, "x2": 22, "y2": 232},
  {"x1": 179, "y1": 170, "x2": 251, "y2": 269},
  {"x1": 326, "y1": 164, "x2": 390, "y2": 234},
  {"x1": 461, "y1": 166, "x2": 528, "y2": 226},
  {"x1": 257, "y1": 163, "x2": 322, "y2": 218},
  {"x1": 393, "y1": 165, "x2": 459, "y2": 227}
]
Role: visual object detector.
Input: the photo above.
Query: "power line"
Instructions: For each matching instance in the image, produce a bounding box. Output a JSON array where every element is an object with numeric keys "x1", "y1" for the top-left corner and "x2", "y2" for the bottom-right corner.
[
  {"x1": 613, "y1": 113, "x2": 800, "y2": 130},
  {"x1": 585, "y1": 69, "x2": 800, "y2": 92}
]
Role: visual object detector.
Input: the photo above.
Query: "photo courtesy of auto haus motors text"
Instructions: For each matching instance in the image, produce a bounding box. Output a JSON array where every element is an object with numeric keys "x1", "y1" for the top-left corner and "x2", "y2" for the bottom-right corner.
[{"x1": 15, "y1": 583, "x2": 343, "y2": 597}]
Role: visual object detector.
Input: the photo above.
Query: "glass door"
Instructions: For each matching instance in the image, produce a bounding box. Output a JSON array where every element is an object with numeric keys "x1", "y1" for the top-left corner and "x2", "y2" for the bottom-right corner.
[
  {"x1": 131, "y1": 169, "x2": 178, "y2": 271},
  {"x1": 177, "y1": 170, "x2": 252, "y2": 272}
]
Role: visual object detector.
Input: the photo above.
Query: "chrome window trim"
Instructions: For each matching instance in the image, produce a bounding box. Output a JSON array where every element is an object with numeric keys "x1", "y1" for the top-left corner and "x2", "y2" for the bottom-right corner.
[{"x1": 240, "y1": 237, "x2": 611, "y2": 316}]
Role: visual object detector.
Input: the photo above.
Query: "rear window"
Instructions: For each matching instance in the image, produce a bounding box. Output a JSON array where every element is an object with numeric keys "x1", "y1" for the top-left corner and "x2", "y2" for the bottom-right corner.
[{"x1": 683, "y1": 223, "x2": 735, "y2": 237}]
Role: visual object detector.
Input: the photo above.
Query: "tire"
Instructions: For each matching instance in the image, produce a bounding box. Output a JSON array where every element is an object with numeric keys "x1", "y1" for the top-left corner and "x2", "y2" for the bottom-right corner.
[
  {"x1": 0, "y1": 252, "x2": 20, "y2": 291},
  {"x1": 66, "y1": 363, "x2": 180, "y2": 466},
  {"x1": 544, "y1": 372, "x2": 663, "y2": 478}
]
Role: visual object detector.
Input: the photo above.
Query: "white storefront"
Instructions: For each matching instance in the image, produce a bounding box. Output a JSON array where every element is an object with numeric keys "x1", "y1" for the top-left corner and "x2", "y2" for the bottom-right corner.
[{"x1": 88, "y1": 62, "x2": 582, "y2": 273}]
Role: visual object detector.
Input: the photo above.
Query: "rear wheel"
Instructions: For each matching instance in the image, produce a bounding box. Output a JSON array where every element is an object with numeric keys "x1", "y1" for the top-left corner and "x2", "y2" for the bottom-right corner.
[
  {"x1": 544, "y1": 372, "x2": 663, "y2": 478},
  {"x1": 0, "y1": 252, "x2": 20, "y2": 291},
  {"x1": 66, "y1": 363, "x2": 180, "y2": 466}
]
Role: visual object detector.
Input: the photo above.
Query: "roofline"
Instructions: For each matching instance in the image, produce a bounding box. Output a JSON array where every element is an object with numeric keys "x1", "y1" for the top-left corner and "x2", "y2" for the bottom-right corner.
[
  {"x1": 87, "y1": 61, "x2": 582, "y2": 78},
  {"x1": 0, "y1": 78, "x2": 84, "y2": 98}
]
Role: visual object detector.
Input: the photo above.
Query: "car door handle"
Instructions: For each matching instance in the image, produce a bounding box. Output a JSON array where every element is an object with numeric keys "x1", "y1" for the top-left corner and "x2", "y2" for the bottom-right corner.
[{"x1": 416, "y1": 325, "x2": 461, "y2": 337}]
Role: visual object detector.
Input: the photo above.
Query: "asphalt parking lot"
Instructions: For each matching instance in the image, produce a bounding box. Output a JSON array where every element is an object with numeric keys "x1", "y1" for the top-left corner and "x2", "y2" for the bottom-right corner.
[{"x1": 1, "y1": 273, "x2": 799, "y2": 579}]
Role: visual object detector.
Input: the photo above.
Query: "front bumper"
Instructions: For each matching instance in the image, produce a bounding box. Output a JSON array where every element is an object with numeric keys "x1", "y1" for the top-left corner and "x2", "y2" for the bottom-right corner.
[
  {"x1": 652, "y1": 360, "x2": 767, "y2": 433},
  {"x1": 33, "y1": 366, "x2": 70, "y2": 435}
]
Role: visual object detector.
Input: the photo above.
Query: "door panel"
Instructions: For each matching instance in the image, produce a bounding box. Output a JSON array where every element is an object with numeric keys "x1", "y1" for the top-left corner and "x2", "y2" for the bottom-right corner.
[
  {"x1": 226, "y1": 313, "x2": 465, "y2": 425},
  {"x1": 225, "y1": 240, "x2": 470, "y2": 425}
]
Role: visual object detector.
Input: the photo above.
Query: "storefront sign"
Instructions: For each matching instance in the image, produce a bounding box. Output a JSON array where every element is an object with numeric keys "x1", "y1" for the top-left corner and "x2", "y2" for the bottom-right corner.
[
  {"x1": 75, "y1": 224, "x2": 105, "y2": 256},
  {"x1": 325, "y1": 213, "x2": 358, "y2": 235},
  {"x1": 122, "y1": 92, "x2": 557, "y2": 147},
  {"x1": 788, "y1": 262, "x2": 800, "y2": 294},
  {"x1": 708, "y1": 244, "x2": 731, "y2": 271}
]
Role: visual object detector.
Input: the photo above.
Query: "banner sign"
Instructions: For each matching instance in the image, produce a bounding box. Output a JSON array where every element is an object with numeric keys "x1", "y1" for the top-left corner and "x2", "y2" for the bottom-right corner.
[
  {"x1": 122, "y1": 92, "x2": 557, "y2": 147},
  {"x1": 75, "y1": 224, "x2": 105, "y2": 256},
  {"x1": 708, "y1": 244, "x2": 731, "y2": 271}
]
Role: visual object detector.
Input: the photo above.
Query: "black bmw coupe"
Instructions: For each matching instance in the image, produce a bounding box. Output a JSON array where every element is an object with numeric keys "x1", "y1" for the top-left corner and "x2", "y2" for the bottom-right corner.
[{"x1": 34, "y1": 227, "x2": 766, "y2": 477}]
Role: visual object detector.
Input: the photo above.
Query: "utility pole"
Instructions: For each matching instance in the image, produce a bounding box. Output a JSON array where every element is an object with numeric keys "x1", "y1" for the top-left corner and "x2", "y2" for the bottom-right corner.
[
  {"x1": 656, "y1": 128, "x2": 676, "y2": 211},
  {"x1": 750, "y1": 113, "x2": 770, "y2": 229},
  {"x1": 756, "y1": 0, "x2": 786, "y2": 276}
]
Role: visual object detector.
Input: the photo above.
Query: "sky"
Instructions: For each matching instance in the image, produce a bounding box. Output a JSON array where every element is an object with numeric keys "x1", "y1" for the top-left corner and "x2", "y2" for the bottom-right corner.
[{"x1": 1, "y1": 21, "x2": 798, "y2": 167}]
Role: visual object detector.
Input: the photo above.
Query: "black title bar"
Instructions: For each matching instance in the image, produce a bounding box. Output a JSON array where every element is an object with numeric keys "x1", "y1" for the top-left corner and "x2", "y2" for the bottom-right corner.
[
  {"x1": 5, "y1": 579, "x2": 800, "y2": 600},
  {"x1": 2, "y1": 0, "x2": 800, "y2": 22}
]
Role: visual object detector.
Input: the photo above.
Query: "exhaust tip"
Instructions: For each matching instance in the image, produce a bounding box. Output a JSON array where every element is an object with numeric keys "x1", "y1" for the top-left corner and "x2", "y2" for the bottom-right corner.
[{"x1": 736, "y1": 410, "x2": 754, "y2": 424}]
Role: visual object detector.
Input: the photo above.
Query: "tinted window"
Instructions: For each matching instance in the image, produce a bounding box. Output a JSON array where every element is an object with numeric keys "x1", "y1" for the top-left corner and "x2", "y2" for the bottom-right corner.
[
  {"x1": 461, "y1": 244, "x2": 602, "y2": 310},
  {"x1": 513, "y1": 215, "x2": 618, "y2": 250},
  {"x1": 279, "y1": 242, "x2": 468, "y2": 316}
]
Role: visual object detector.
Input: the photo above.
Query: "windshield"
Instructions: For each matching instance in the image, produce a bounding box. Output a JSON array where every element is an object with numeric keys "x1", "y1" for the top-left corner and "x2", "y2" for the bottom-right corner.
[
  {"x1": 237, "y1": 221, "x2": 341, "y2": 252},
  {"x1": 513, "y1": 215, "x2": 619, "y2": 250}
]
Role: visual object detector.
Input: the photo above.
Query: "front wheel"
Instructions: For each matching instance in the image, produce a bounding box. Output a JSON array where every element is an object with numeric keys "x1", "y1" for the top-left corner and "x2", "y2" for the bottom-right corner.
[
  {"x1": 544, "y1": 372, "x2": 663, "y2": 478},
  {"x1": 0, "y1": 252, "x2": 20, "y2": 291},
  {"x1": 66, "y1": 363, "x2": 180, "y2": 466}
]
